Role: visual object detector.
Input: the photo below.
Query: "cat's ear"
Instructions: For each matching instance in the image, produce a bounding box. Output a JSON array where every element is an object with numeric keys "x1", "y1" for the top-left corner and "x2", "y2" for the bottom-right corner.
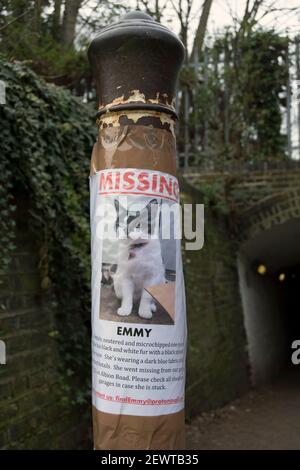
[
  {"x1": 114, "y1": 199, "x2": 120, "y2": 232},
  {"x1": 146, "y1": 199, "x2": 159, "y2": 220},
  {"x1": 146, "y1": 199, "x2": 158, "y2": 209},
  {"x1": 114, "y1": 198, "x2": 120, "y2": 213},
  {"x1": 137, "y1": 199, "x2": 159, "y2": 237},
  {"x1": 115, "y1": 198, "x2": 128, "y2": 216}
]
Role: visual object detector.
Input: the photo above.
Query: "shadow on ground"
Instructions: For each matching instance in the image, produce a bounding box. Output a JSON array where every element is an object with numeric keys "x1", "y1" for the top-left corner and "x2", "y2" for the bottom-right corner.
[{"x1": 186, "y1": 368, "x2": 300, "y2": 450}]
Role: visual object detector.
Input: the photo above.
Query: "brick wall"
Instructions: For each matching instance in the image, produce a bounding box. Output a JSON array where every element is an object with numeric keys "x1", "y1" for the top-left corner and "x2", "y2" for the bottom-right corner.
[
  {"x1": 0, "y1": 202, "x2": 90, "y2": 450},
  {"x1": 181, "y1": 182, "x2": 249, "y2": 418},
  {"x1": 185, "y1": 169, "x2": 300, "y2": 213}
]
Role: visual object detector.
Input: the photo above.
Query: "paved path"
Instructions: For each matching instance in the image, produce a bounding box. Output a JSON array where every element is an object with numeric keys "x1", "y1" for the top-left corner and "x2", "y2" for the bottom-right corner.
[{"x1": 186, "y1": 369, "x2": 300, "y2": 450}]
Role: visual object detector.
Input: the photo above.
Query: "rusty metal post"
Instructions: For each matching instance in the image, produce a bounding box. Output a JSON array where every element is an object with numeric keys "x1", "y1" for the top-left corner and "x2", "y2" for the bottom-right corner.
[{"x1": 88, "y1": 11, "x2": 186, "y2": 450}]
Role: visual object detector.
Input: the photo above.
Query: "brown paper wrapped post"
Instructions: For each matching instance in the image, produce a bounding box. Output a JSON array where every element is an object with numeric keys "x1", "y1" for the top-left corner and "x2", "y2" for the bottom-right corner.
[{"x1": 88, "y1": 10, "x2": 186, "y2": 450}]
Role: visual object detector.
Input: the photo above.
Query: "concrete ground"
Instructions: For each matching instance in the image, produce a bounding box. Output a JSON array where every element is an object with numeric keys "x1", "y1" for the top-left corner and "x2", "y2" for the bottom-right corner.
[{"x1": 186, "y1": 368, "x2": 300, "y2": 450}]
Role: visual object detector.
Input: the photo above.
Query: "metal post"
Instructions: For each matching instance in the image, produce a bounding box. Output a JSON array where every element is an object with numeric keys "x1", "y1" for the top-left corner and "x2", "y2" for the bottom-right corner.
[
  {"x1": 287, "y1": 42, "x2": 292, "y2": 159},
  {"x1": 224, "y1": 39, "x2": 230, "y2": 150},
  {"x1": 184, "y1": 87, "x2": 190, "y2": 169},
  {"x1": 193, "y1": 46, "x2": 200, "y2": 163},
  {"x1": 88, "y1": 11, "x2": 186, "y2": 451},
  {"x1": 203, "y1": 47, "x2": 209, "y2": 152},
  {"x1": 295, "y1": 38, "x2": 300, "y2": 159}
]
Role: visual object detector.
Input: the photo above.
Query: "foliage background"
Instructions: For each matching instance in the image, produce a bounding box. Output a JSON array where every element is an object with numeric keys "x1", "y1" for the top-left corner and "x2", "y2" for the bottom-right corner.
[{"x1": 0, "y1": 57, "x2": 96, "y2": 403}]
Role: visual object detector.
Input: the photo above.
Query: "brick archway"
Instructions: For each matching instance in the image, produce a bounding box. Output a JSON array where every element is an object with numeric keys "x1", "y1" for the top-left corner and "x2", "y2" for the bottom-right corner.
[
  {"x1": 237, "y1": 188, "x2": 300, "y2": 244},
  {"x1": 237, "y1": 189, "x2": 300, "y2": 386}
]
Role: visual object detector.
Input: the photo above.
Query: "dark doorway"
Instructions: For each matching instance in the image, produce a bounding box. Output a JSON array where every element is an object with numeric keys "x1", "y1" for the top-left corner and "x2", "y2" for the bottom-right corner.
[
  {"x1": 283, "y1": 266, "x2": 300, "y2": 350},
  {"x1": 238, "y1": 219, "x2": 300, "y2": 386}
]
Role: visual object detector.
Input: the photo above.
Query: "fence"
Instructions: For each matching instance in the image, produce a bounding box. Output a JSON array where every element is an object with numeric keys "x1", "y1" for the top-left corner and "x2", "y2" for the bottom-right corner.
[{"x1": 177, "y1": 35, "x2": 300, "y2": 171}]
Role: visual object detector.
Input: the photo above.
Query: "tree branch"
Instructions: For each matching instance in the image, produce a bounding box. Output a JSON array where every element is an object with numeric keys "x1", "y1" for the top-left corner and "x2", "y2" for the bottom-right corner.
[
  {"x1": 191, "y1": 0, "x2": 213, "y2": 59},
  {"x1": 0, "y1": 7, "x2": 33, "y2": 32}
]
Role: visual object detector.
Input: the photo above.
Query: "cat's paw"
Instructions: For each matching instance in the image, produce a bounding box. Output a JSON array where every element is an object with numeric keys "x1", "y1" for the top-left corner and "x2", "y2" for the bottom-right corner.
[
  {"x1": 117, "y1": 306, "x2": 132, "y2": 316},
  {"x1": 138, "y1": 308, "x2": 153, "y2": 319},
  {"x1": 151, "y1": 302, "x2": 157, "y2": 312}
]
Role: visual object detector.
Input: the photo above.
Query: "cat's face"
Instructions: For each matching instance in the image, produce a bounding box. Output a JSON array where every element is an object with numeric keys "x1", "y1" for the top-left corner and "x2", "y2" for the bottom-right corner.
[
  {"x1": 128, "y1": 238, "x2": 150, "y2": 260},
  {"x1": 114, "y1": 198, "x2": 160, "y2": 239}
]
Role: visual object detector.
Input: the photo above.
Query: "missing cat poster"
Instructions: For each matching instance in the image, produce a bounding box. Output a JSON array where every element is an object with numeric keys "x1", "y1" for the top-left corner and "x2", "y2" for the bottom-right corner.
[{"x1": 90, "y1": 167, "x2": 187, "y2": 448}]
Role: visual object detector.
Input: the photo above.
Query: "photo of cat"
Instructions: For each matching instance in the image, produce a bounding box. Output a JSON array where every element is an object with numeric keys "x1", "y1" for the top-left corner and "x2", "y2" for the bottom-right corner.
[{"x1": 99, "y1": 196, "x2": 176, "y2": 325}]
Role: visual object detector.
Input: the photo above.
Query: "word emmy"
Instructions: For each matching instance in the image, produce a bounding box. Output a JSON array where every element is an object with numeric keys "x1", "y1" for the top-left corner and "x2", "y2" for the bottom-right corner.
[{"x1": 0, "y1": 340, "x2": 6, "y2": 365}]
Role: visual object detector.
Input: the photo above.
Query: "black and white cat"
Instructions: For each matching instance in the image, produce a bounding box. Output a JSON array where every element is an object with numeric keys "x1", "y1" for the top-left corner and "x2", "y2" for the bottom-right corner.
[{"x1": 113, "y1": 199, "x2": 165, "y2": 319}]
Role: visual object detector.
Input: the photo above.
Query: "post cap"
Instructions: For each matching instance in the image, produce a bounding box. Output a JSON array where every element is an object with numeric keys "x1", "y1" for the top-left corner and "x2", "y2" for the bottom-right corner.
[{"x1": 88, "y1": 10, "x2": 185, "y2": 118}]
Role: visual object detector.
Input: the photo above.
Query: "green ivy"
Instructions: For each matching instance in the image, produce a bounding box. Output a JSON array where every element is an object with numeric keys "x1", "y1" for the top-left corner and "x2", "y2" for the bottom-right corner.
[{"x1": 0, "y1": 56, "x2": 96, "y2": 404}]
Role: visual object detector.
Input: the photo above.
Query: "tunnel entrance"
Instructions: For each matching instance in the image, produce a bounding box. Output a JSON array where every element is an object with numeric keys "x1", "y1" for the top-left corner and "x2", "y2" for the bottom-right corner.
[{"x1": 238, "y1": 219, "x2": 300, "y2": 386}]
